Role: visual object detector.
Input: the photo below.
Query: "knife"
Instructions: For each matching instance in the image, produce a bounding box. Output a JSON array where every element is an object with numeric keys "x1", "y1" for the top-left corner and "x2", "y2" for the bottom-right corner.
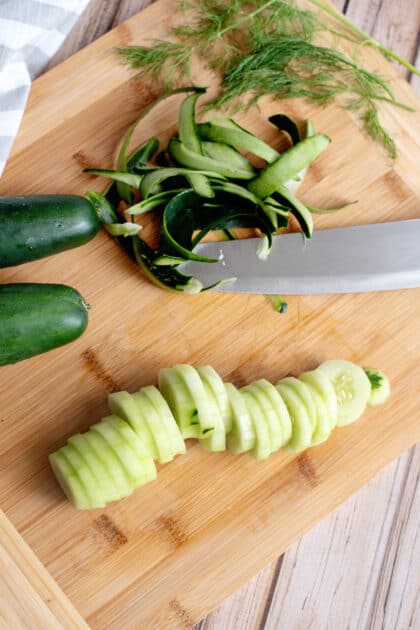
[{"x1": 179, "y1": 220, "x2": 420, "y2": 294}]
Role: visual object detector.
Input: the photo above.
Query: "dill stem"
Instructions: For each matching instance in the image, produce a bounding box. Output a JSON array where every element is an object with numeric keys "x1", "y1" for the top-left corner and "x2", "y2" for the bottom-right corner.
[
  {"x1": 214, "y1": 0, "x2": 279, "y2": 39},
  {"x1": 306, "y1": 0, "x2": 420, "y2": 76}
]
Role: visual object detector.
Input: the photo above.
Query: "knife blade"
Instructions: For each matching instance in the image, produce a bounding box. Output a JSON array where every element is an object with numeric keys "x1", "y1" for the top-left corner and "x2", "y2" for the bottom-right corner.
[{"x1": 179, "y1": 220, "x2": 420, "y2": 294}]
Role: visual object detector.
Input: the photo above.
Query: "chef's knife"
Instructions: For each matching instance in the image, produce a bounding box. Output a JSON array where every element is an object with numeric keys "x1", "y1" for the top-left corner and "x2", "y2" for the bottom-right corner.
[{"x1": 179, "y1": 220, "x2": 420, "y2": 294}]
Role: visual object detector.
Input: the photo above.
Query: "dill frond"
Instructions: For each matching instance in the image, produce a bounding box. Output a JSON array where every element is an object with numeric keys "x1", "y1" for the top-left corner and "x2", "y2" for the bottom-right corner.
[{"x1": 118, "y1": 0, "x2": 415, "y2": 157}]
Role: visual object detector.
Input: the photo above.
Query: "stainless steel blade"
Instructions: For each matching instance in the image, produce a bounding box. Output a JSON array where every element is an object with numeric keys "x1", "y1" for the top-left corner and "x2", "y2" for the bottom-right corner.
[{"x1": 179, "y1": 220, "x2": 420, "y2": 294}]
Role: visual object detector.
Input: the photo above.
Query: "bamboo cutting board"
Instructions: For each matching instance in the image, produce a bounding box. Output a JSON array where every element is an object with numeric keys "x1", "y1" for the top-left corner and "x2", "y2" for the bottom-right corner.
[{"x1": 0, "y1": 1, "x2": 419, "y2": 627}]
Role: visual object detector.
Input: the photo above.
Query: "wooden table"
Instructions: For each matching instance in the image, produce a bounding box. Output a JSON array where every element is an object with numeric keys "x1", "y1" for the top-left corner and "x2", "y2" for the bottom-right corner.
[{"x1": 34, "y1": 1, "x2": 420, "y2": 627}]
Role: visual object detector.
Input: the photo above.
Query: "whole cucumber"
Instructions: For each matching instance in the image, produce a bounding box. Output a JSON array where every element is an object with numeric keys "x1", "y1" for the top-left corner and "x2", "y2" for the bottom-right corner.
[
  {"x1": 0, "y1": 195, "x2": 99, "y2": 268},
  {"x1": 0, "y1": 284, "x2": 89, "y2": 365}
]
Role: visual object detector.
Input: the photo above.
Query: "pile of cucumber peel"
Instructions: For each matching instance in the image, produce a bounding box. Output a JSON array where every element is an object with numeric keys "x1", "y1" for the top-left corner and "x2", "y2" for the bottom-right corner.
[
  {"x1": 86, "y1": 87, "x2": 351, "y2": 295},
  {"x1": 50, "y1": 360, "x2": 390, "y2": 510}
]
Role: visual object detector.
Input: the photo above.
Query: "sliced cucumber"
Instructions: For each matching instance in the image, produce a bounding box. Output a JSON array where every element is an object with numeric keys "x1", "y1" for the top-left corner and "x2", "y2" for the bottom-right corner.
[
  {"x1": 240, "y1": 388, "x2": 271, "y2": 460},
  {"x1": 61, "y1": 444, "x2": 106, "y2": 509},
  {"x1": 172, "y1": 364, "x2": 219, "y2": 437},
  {"x1": 158, "y1": 367, "x2": 200, "y2": 439},
  {"x1": 317, "y1": 359, "x2": 371, "y2": 426},
  {"x1": 91, "y1": 416, "x2": 142, "y2": 487},
  {"x1": 277, "y1": 377, "x2": 317, "y2": 432},
  {"x1": 243, "y1": 384, "x2": 283, "y2": 452},
  {"x1": 106, "y1": 415, "x2": 157, "y2": 484},
  {"x1": 197, "y1": 365, "x2": 232, "y2": 432},
  {"x1": 131, "y1": 389, "x2": 175, "y2": 463},
  {"x1": 83, "y1": 429, "x2": 132, "y2": 499},
  {"x1": 299, "y1": 369, "x2": 338, "y2": 429},
  {"x1": 225, "y1": 383, "x2": 255, "y2": 455},
  {"x1": 49, "y1": 449, "x2": 91, "y2": 510},
  {"x1": 141, "y1": 385, "x2": 186, "y2": 456},
  {"x1": 108, "y1": 390, "x2": 155, "y2": 458},
  {"x1": 249, "y1": 379, "x2": 292, "y2": 447},
  {"x1": 276, "y1": 383, "x2": 313, "y2": 452},
  {"x1": 364, "y1": 368, "x2": 391, "y2": 407},
  {"x1": 198, "y1": 381, "x2": 226, "y2": 453},
  {"x1": 303, "y1": 383, "x2": 332, "y2": 446},
  {"x1": 68, "y1": 433, "x2": 117, "y2": 503}
]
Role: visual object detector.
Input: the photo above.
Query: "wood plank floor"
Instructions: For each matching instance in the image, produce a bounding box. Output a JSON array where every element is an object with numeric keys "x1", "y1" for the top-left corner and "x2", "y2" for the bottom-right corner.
[{"x1": 48, "y1": 2, "x2": 420, "y2": 628}]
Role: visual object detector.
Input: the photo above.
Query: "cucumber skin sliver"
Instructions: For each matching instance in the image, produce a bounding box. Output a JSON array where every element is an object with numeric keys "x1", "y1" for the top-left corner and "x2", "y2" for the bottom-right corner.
[
  {"x1": 197, "y1": 119, "x2": 279, "y2": 163},
  {"x1": 248, "y1": 134, "x2": 331, "y2": 199},
  {"x1": 169, "y1": 138, "x2": 255, "y2": 180}
]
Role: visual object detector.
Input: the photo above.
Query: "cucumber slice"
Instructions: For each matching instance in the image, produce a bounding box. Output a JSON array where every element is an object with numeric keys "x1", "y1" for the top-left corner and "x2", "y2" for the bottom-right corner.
[
  {"x1": 61, "y1": 444, "x2": 106, "y2": 509},
  {"x1": 243, "y1": 384, "x2": 282, "y2": 452},
  {"x1": 240, "y1": 389, "x2": 271, "y2": 460},
  {"x1": 141, "y1": 385, "x2": 186, "y2": 456},
  {"x1": 91, "y1": 416, "x2": 143, "y2": 487},
  {"x1": 68, "y1": 433, "x2": 118, "y2": 504},
  {"x1": 225, "y1": 383, "x2": 255, "y2": 455},
  {"x1": 198, "y1": 381, "x2": 226, "y2": 453},
  {"x1": 317, "y1": 359, "x2": 371, "y2": 426},
  {"x1": 83, "y1": 429, "x2": 132, "y2": 499},
  {"x1": 277, "y1": 377, "x2": 317, "y2": 432},
  {"x1": 158, "y1": 368, "x2": 200, "y2": 439},
  {"x1": 249, "y1": 379, "x2": 292, "y2": 447},
  {"x1": 108, "y1": 390, "x2": 155, "y2": 458},
  {"x1": 49, "y1": 449, "x2": 91, "y2": 510},
  {"x1": 364, "y1": 368, "x2": 391, "y2": 407},
  {"x1": 197, "y1": 365, "x2": 232, "y2": 432},
  {"x1": 303, "y1": 383, "x2": 332, "y2": 446},
  {"x1": 275, "y1": 383, "x2": 313, "y2": 452},
  {"x1": 106, "y1": 415, "x2": 157, "y2": 483},
  {"x1": 131, "y1": 389, "x2": 175, "y2": 464},
  {"x1": 299, "y1": 370, "x2": 338, "y2": 429},
  {"x1": 172, "y1": 364, "x2": 218, "y2": 437}
]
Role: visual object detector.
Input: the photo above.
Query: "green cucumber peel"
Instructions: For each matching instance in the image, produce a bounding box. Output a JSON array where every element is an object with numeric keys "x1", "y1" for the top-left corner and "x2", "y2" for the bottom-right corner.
[
  {"x1": 197, "y1": 118, "x2": 279, "y2": 163},
  {"x1": 168, "y1": 138, "x2": 255, "y2": 180},
  {"x1": 307, "y1": 201, "x2": 358, "y2": 214},
  {"x1": 139, "y1": 167, "x2": 224, "y2": 199},
  {"x1": 105, "y1": 222, "x2": 142, "y2": 237},
  {"x1": 269, "y1": 114, "x2": 301, "y2": 145},
  {"x1": 248, "y1": 134, "x2": 331, "y2": 198},
  {"x1": 84, "y1": 169, "x2": 142, "y2": 189},
  {"x1": 267, "y1": 295, "x2": 288, "y2": 313}
]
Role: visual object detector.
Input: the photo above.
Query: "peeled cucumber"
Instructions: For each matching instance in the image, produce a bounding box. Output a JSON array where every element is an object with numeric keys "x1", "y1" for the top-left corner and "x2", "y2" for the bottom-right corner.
[{"x1": 50, "y1": 359, "x2": 390, "y2": 509}]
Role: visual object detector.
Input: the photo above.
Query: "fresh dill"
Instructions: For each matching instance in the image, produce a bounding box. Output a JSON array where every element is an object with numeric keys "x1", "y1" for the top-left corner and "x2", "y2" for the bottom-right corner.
[{"x1": 119, "y1": 0, "x2": 417, "y2": 157}]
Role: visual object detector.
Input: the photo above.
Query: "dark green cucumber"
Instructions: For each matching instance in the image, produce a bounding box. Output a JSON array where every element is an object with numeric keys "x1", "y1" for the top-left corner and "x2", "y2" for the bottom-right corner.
[
  {"x1": 0, "y1": 283, "x2": 89, "y2": 365},
  {"x1": 0, "y1": 195, "x2": 99, "y2": 268}
]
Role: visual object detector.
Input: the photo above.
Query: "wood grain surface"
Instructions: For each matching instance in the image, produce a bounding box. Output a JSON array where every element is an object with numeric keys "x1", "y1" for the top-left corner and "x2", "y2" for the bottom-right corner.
[
  {"x1": 1, "y1": 1, "x2": 419, "y2": 628},
  {"x1": 0, "y1": 509, "x2": 89, "y2": 629}
]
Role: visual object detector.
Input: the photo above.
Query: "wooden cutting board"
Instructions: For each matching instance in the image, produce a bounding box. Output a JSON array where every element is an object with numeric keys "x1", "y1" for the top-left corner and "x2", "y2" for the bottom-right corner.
[{"x1": 0, "y1": 1, "x2": 419, "y2": 627}]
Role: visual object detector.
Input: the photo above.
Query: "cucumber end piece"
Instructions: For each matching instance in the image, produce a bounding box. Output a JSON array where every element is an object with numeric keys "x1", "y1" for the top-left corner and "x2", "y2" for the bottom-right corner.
[{"x1": 364, "y1": 368, "x2": 391, "y2": 407}]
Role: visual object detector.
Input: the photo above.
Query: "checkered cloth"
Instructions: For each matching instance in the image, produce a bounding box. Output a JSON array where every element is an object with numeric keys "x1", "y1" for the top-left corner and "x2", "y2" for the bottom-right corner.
[{"x1": 0, "y1": 0, "x2": 90, "y2": 176}]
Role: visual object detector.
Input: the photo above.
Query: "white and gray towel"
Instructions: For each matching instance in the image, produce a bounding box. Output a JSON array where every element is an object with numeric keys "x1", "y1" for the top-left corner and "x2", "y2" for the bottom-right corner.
[{"x1": 0, "y1": 0, "x2": 90, "y2": 177}]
